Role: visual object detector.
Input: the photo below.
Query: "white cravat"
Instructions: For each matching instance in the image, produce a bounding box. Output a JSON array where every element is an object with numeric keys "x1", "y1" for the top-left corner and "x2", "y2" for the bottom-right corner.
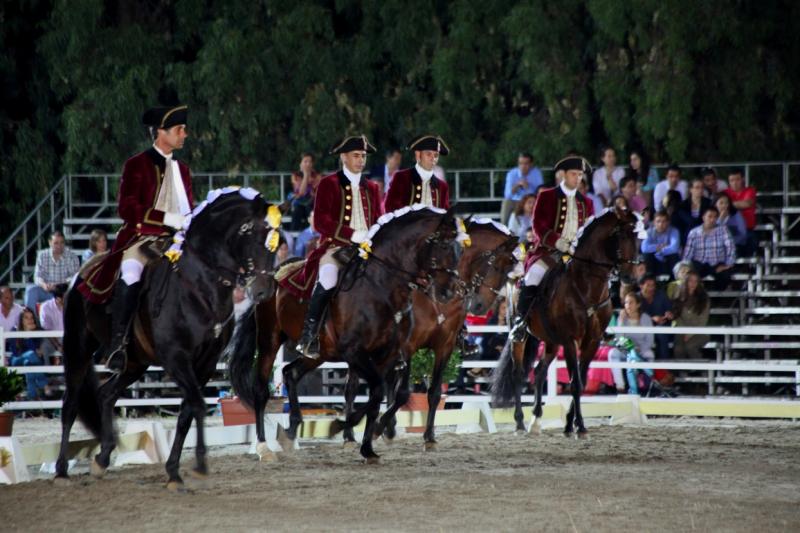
[
  {"x1": 415, "y1": 164, "x2": 434, "y2": 205},
  {"x1": 153, "y1": 145, "x2": 190, "y2": 215}
]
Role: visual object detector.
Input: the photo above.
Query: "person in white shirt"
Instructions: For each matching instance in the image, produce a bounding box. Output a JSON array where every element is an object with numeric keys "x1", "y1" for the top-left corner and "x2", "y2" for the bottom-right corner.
[
  {"x1": 653, "y1": 164, "x2": 689, "y2": 211},
  {"x1": 591, "y1": 146, "x2": 625, "y2": 206},
  {"x1": 0, "y1": 286, "x2": 24, "y2": 334}
]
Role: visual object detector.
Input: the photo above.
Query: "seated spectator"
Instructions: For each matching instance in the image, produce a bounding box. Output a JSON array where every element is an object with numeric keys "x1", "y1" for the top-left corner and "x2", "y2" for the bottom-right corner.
[
  {"x1": 369, "y1": 148, "x2": 402, "y2": 198},
  {"x1": 607, "y1": 292, "x2": 655, "y2": 393},
  {"x1": 677, "y1": 178, "x2": 712, "y2": 243},
  {"x1": 591, "y1": 145, "x2": 625, "y2": 206},
  {"x1": 293, "y1": 213, "x2": 320, "y2": 258},
  {"x1": 618, "y1": 176, "x2": 647, "y2": 213},
  {"x1": 500, "y1": 152, "x2": 543, "y2": 228},
  {"x1": 701, "y1": 167, "x2": 728, "y2": 198},
  {"x1": 507, "y1": 193, "x2": 536, "y2": 241},
  {"x1": 653, "y1": 164, "x2": 688, "y2": 213},
  {"x1": 8, "y1": 307, "x2": 49, "y2": 400},
  {"x1": 0, "y1": 285, "x2": 23, "y2": 335},
  {"x1": 671, "y1": 271, "x2": 710, "y2": 359},
  {"x1": 473, "y1": 298, "x2": 509, "y2": 377},
  {"x1": 662, "y1": 189, "x2": 684, "y2": 233},
  {"x1": 641, "y1": 210, "x2": 681, "y2": 278},
  {"x1": 666, "y1": 260, "x2": 693, "y2": 300},
  {"x1": 38, "y1": 283, "x2": 67, "y2": 359},
  {"x1": 626, "y1": 149, "x2": 659, "y2": 202},
  {"x1": 715, "y1": 194, "x2": 748, "y2": 253},
  {"x1": 682, "y1": 206, "x2": 736, "y2": 290},
  {"x1": 578, "y1": 175, "x2": 604, "y2": 215},
  {"x1": 639, "y1": 274, "x2": 674, "y2": 360},
  {"x1": 82, "y1": 228, "x2": 108, "y2": 263},
  {"x1": 24, "y1": 230, "x2": 80, "y2": 312},
  {"x1": 286, "y1": 152, "x2": 320, "y2": 231},
  {"x1": 723, "y1": 169, "x2": 758, "y2": 257}
]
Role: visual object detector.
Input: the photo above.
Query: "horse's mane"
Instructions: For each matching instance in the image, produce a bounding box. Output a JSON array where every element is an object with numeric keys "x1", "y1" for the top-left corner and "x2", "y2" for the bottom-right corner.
[
  {"x1": 365, "y1": 204, "x2": 448, "y2": 245},
  {"x1": 570, "y1": 208, "x2": 617, "y2": 251},
  {"x1": 468, "y1": 217, "x2": 512, "y2": 236}
]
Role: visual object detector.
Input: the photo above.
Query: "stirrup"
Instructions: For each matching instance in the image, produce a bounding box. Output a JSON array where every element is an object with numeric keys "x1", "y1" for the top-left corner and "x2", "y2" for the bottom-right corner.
[
  {"x1": 105, "y1": 346, "x2": 127, "y2": 373},
  {"x1": 297, "y1": 336, "x2": 321, "y2": 360},
  {"x1": 510, "y1": 317, "x2": 529, "y2": 343}
]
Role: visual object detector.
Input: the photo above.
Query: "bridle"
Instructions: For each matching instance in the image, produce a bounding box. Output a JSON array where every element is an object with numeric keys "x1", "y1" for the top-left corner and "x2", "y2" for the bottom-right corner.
[
  {"x1": 568, "y1": 221, "x2": 639, "y2": 278},
  {"x1": 462, "y1": 240, "x2": 516, "y2": 300}
]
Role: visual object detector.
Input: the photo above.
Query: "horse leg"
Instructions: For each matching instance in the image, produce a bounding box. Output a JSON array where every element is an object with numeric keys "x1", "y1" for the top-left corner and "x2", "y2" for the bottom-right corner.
[
  {"x1": 422, "y1": 349, "x2": 448, "y2": 449},
  {"x1": 282, "y1": 356, "x2": 320, "y2": 440},
  {"x1": 166, "y1": 364, "x2": 211, "y2": 485},
  {"x1": 530, "y1": 343, "x2": 555, "y2": 435},
  {"x1": 355, "y1": 361, "x2": 384, "y2": 463},
  {"x1": 373, "y1": 361, "x2": 409, "y2": 444},
  {"x1": 563, "y1": 341, "x2": 583, "y2": 438},
  {"x1": 93, "y1": 368, "x2": 146, "y2": 474},
  {"x1": 573, "y1": 337, "x2": 600, "y2": 436},
  {"x1": 164, "y1": 399, "x2": 194, "y2": 489},
  {"x1": 511, "y1": 340, "x2": 528, "y2": 433},
  {"x1": 252, "y1": 350, "x2": 278, "y2": 458},
  {"x1": 342, "y1": 370, "x2": 360, "y2": 446}
]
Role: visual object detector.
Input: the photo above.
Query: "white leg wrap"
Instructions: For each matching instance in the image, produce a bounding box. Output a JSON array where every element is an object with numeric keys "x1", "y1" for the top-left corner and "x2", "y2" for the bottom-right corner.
[
  {"x1": 120, "y1": 259, "x2": 144, "y2": 286},
  {"x1": 319, "y1": 263, "x2": 339, "y2": 290},
  {"x1": 608, "y1": 348, "x2": 626, "y2": 390}
]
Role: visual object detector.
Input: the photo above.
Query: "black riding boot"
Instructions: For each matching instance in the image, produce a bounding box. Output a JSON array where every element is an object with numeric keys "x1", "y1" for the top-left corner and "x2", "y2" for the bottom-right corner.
[
  {"x1": 104, "y1": 280, "x2": 141, "y2": 372},
  {"x1": 296, "y1": 283, "x2": 334, "y2": 359},
  {"x1": 510, "y1": 284, "x2": 538, "y2": 343}
]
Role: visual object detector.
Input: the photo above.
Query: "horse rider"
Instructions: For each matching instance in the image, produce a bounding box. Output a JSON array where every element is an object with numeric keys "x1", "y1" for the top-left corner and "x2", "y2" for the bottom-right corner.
[
  {"x1": 509, "y1": 155, "x2": 595, "y2": 342},
  {"x1": 383, "y1": 134, "x2": 451, "y2": 212},
  {"x1": 77, "y1": 105, "x2": 194, "y2": 372},
  {"x1": 294, "y1": 135, "x2": 383, "y2": 359}
]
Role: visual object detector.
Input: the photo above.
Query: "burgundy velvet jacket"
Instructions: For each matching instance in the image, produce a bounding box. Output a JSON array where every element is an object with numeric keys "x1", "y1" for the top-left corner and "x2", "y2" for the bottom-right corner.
[
  {"x1": 77, "y1": 148, "x2": 194, "y2": 303},
  {"x1": 281, "y1": 171, "x2": 382, "y2": 298},
  {"x1": 524, "y1": 185, "x2": 594, "y2": 270},
  {"x1": 383, "y1": 167, "x2": 450, "y2": 213}
]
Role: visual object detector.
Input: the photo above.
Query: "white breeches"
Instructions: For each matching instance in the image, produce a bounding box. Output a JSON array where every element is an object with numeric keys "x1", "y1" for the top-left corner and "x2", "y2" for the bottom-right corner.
[
  {"x1": 120, "y1": 259, "x2": 144, "y2": 286},
  {"x1": 523, "y1": 260, "x2": 549, "y2": 287}
]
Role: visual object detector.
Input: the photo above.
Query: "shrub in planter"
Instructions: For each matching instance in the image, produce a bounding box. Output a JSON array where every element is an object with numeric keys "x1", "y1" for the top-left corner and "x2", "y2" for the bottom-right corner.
[
  {"x1": 0, "y1": 367, "x2": 24, "y2": 436},
  {"x1": 409, "y1": 348, "x2": 462, "y2": 393}
]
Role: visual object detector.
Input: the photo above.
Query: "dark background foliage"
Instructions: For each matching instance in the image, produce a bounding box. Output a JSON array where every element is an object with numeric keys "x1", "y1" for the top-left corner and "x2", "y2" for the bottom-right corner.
[{"x1": 2, "y1": 0, "x2": 799, "y2": 238}]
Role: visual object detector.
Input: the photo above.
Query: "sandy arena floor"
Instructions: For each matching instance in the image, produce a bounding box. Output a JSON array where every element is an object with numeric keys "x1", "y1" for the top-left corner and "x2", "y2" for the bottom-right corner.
[{"x1": 1, "y1": 417, "x2": 799, "y2": 532}]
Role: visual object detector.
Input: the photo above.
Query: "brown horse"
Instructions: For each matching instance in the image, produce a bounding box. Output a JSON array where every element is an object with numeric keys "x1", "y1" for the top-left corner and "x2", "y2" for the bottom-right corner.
[
  {"x1": 228, "y1": 206, "x2": 462, "y2": 462},
  {"x1": 492, "y1": 206, "x2": 641, "y2": 437},
  {"x1": 345, "y1": 219, "x2": 520, "y2": 449}
]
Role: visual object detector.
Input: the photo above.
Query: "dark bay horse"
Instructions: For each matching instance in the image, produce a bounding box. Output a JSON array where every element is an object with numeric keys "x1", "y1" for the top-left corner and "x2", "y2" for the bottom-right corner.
[
  {"x1": 55, "y1": 188, "x2": 277, "y2": 489},
  {"x1": 228, "y1": 206, "x2": 462, "y2": 463},
  {"x1": 492, "y1": 207, "x2": 642, "y2": 437},
  {"x1": 351, "y1": 219, "x2": 520, "y2": 449}
]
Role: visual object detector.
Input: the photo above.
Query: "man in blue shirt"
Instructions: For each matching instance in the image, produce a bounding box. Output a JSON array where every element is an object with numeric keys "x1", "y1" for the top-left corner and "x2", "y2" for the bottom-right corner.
[
  {"x1": 639, "y1": 274, "x2": 674, "y2": 360},
  {"x1": 641, "y1": 210, "x2": 681, "y2": 278},
  {"x1": 500, "y1": 152, "x2": 543, "y2": 226},
  {"x1": 293, "y1": 213, "x2": 320, "y2": 258}
]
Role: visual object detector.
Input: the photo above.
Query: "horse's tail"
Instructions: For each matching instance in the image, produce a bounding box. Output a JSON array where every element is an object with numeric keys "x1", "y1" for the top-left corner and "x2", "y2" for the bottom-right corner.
[
  {"x1": 227, "y1": 304, "x2": 259, "y2": 410},
  {"x1": 491, "y1": 337, "x2": 537, "y2": 406},
  {"x1": 62, "y1": 285, "x2": 103, "y2": 439}
]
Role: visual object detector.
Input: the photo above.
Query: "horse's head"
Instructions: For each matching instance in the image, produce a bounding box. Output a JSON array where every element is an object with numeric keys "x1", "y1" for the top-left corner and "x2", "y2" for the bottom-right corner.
[
  {"x1": 572, "y1": 206, "x2": 643, "y2": 284},
  {"x1": 421, "y1": 206, "x2": 463, "y2": 302},
  {"x1": 182, "y1": 188, "x2": 278, "y2": 302},
  {"x1": 461, "y1": 220, "x2": 520, "y2": 315}
]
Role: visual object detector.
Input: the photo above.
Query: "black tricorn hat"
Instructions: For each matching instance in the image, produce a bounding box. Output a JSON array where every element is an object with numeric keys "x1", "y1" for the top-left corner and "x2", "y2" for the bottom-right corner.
[
  {"x1": 553, "y1": 155, "x2": 592, "y2": 174},
  {"x1": 142, "y1": 105, "x2": 188, "y2": 129},
  {"x1": 328, "y1": 135, "x2": 377, "y2": 155},
  {"x1": 406, "y1": 134, "x2": 450, "y2": 155}
]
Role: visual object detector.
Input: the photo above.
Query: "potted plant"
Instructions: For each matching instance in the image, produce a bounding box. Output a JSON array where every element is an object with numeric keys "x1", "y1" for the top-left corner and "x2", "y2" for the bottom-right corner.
[
  {"x1": 405, "y1": 348, "x2": 462, "y2": 412},
  {"x1": 0, "y1": 367, "x2": 24, "y2": 436}
]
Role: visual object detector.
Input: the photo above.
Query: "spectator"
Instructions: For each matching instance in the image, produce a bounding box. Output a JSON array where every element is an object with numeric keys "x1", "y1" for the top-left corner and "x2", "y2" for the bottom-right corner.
[
  {"x1": 82, "y1": 228, "x2": 108, "y2": 263},
  {"x1": 500, "y1": 152, "x2": 544, "y2": 227},
  {"x1": 677, "y1": 178, "x2": 712, "y2": 243},
  {"x1": 273, "y1": 238, "x2": 294, "y2": 268},
  {"x1": 671, "y1": 271, "x2": 710, "y2": 359},
  {"x1": 0, "y1": 286, "x2": 24, "y2": 335},
  {"x1": 507, "y1": 193, "x2": 536, "y2": 242},
  {"x1": 24, "y1": 230, "x2": 80, "y2": 312},
  {"x1": 369, "y1": 148, "x2": 402, "y2": 198},
  {"x1": 641, "y1": 210, "x2": 681, "y2": 278},
  {"x1": 666, "y1": 260, "x2": 693, "y2": 300},
  {"x1": 616, "y1": 258, "x2": 646, "y2": 308},
  {"x1": 578, "y1": 175, "x2": 604, "y2": 215},
  {"x1": 724, "y1": 169, "x2": 757, "y2": 256},
  {"x1": 8, "y1": 307, "x2": 49, "y2": 400},
  {"x1": 592, "y1": 145, "x2": 625, "y2": 206},
  {"x1": 715, "y1": 194, "x2": 748, "y2": 252},
  {"x1": 287, "y1": 152, "x2": 321, "y2": 231},
  {"x1": 618, "y1": 176, "x2": 647, "y2": 213},
  {"x1": 682, "y1": 206, "x2": 736, "y2": 290},
  {"x1": 639, "y1": 274, "x2": 674, "y2": 360},
  {"x1": 472, "y1": 298, "x2": 509, "y2": 378},
  {"x1": 653, "y1": 164, "x2": 688, "y2": 213},
  {"x1": 607, "y1": 292, "x2": 655, "y2": 392},
  {"x1": 38, "y1": 283, "x2": 67, "y2": 358},
  {"x1": 626, "y1": 149, "x2": 659, "y2": 201},
  {"x1": 293, "y1": 213, "x2": 320, "y2": 258},
  {"x1": 701, "y1": 167, "x2": 728, "y2": 199}
]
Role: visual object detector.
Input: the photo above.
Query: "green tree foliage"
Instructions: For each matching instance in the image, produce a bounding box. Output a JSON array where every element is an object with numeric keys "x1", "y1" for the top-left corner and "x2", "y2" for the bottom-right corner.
[{"x1": 2, "y1": 0, "x2": 799, "y2": 237}]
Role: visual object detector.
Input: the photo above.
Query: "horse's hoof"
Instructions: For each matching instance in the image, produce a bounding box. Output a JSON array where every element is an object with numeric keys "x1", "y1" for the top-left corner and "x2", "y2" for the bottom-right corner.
[
  {"x1": 423, "y1": 441, "x2": 437, "y2": 452},
  {"x1": 53, "y1": 476, "x2": 72, "y2": 487},
  {"x1": 563, "y1": 431, "x2": 574, "y2": 439},
  {"x1": 364, "y1": 456, "x2": 381, "y2": 465},
  {"x1": 577, "y1": 431, "x2": 590, "y2": 440},
  {"x1": 382, "y1": 436, "x2": 394, "y2": 446},
  {"x1": 90, "y1": 459, "x2": 107, "y2": 478},
  {"x1": 342, "y1": 440, "x2": 358, "y2": 451},
  {"x1": 528, "y1": 419, "x2": 542, "y2": 435},
  {"x1": 165, "y1": 480, "x2": 184, "y2": 492},
  {"x1": 256, "y1": 442, "x2": 278, "y2": 462},
  {"x1": 515, "y1": 428, "x2": 526, "y2": 436},
  {"x1": 276, "y1": 428, "x2": 295, "y2": 453},
  {"x1": 189, "y1": 468, "x2": 208, "y2": 480}
]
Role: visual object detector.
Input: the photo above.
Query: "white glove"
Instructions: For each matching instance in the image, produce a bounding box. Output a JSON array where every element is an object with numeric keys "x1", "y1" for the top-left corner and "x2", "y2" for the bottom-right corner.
[
  {"x1": 164, "y1": 212, "x2": 186, "y2": 230},
  {"x1": 555, "y1": 237, "x2": 570, "y2": 253},
  {"x1": 351, "y1": 230, "x2": 368, "y2": 244}
]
